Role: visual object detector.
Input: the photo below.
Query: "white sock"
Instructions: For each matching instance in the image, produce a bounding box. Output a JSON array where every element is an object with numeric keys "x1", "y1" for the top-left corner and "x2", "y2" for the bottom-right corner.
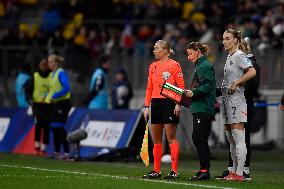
[
  {"x1": 244, "y1": 167, "x2": 250, "y2": 174},
  {"x1": 232, "y1": 129, "x2": 247, "y2": 176},
  {"x1": 40, "y1": 144, "x2": 46, "y2": 151},
  {"x1": 35, "y1": 141, "x2": 40, "y2": 149},
  {"x1": 228, "y1": 167, "x2": 234, "y2": 172},
  {"x1": 225, "y1": 130, "x2": 237, "y2": 172}
]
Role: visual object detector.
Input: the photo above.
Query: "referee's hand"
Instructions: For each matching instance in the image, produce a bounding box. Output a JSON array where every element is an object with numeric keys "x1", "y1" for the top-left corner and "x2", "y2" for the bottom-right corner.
[
  {"x1": 144, "y1": 107, "x2": 150, "y2": 122},
  {"x1": 174, "y1": 104, "x2": 181, "y2": 116}
]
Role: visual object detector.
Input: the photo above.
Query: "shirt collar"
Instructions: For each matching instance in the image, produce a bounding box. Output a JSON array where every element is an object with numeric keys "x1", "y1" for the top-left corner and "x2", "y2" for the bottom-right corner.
[{"x1": 195, "y1": 55, "x2": 206, "y2": 66}]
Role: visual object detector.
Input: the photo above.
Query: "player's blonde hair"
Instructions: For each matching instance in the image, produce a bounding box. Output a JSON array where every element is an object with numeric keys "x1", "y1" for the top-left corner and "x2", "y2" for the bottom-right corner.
[
  {"x1": 239, "y1": 37, "x2": 251, "y2": 54},
  {"x1": 224, "y1": 29, "x2": 243, "y2": 44}
]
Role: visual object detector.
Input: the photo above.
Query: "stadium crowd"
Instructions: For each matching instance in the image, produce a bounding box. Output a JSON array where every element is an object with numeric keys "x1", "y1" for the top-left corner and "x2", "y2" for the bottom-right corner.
[{"x1": 0, "y1": 0, "x2": 284, "y2": 78}]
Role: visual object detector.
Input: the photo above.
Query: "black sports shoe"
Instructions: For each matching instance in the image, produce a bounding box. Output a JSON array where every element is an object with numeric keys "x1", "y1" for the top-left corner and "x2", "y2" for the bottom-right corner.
[
  {"x1": 164, "y1": 170, "x2": 179, "y2": 179},
  {"x1": 243, "y1": 172, "x2": 252, "y2": 181},
  {"x1": 190, "y1": 171, "x2": 210, "y2": 181},
  {"x1": 143, "y1": 171, "x2": 161, "y2": 179},
  {"x1": 214, "y1": 170, "x2": 230, "y2": 180}
]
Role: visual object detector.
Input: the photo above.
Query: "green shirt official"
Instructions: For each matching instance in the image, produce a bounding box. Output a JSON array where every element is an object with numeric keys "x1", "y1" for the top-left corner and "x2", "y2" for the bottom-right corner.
[{"x1": 189, "y1": 56, "x2": 216, "y2": 116}]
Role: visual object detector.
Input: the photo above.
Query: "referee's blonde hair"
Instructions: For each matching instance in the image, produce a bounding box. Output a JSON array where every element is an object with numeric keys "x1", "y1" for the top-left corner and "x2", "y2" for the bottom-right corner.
[{"x1": 155, "y1": 40, "x2": 175, "y2": 55}]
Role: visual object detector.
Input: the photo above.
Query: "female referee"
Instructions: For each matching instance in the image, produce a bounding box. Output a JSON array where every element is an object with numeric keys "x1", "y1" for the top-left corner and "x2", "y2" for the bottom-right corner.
[{"x1": 143, "y1": 40, "x2": 185, "y2": 179}]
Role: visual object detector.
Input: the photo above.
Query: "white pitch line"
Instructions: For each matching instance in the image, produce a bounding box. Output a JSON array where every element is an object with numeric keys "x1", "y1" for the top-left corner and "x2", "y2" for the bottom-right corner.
[
  {"x1": 0, "y1": 164, "x2": 238, "y2": 189},
  {"x1": 96, "y1": 162, "x2": 219, "y2": 173}
]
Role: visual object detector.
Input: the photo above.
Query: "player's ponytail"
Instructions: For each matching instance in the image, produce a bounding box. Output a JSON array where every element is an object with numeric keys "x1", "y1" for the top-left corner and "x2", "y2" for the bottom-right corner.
[{"x1": 239, "y1": 37, "x2": 251, "y2": 54}]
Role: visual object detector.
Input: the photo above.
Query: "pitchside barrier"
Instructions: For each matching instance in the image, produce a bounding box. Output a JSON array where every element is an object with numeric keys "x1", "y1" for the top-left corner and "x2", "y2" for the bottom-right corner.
[
  {"x1": 0, "y1": 107, "x2": 143, "y2": 159},
  {"x1": 0, "y1": 100, "x2": 283, "y2": 159}
]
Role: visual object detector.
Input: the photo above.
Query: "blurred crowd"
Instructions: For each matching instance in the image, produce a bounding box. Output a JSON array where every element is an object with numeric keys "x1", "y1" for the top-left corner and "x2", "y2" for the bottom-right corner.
[
  {"x1": 1, "y1": 0, "x2": 284, "y2": 53},
  {"x1": 0, "y1": 0, "x2": 284, "y2": 85}
]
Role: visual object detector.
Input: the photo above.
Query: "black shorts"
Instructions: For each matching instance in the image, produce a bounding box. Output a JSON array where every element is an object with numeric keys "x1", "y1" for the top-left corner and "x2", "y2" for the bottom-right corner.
[
  {"x1": 151, "y1": 98, "x2": 179, "y2": 124},
  {"x1": 32, "y1": 103, "x2": 52, "y2": 123},
  {"x1": 51, "y1": 99, "x2": 71, "y2": 124}
]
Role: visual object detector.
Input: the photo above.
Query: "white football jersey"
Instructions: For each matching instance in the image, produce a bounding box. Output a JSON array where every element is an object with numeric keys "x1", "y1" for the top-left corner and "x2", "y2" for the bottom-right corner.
[{"x1": 221, "y1": 50, "x2": 252, "y2": 94}]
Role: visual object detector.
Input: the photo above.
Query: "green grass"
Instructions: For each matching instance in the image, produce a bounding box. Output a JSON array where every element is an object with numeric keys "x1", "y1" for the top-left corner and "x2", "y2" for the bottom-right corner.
[{"x1": 0, "y1": 150, "x2": 284, "y2": 189}]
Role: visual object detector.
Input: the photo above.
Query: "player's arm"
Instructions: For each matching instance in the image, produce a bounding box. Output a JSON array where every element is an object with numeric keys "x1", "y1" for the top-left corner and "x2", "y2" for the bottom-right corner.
[
  {"x1": 234, "y1": 54, "x2": 256, "y2": 87},
  {"x1": 234, "y1": 66, "x2": 256, "y2": 87},
  {"x1": 228, "y1": 54, "x2": 256, "y2": 94},
  {"x1": 229, "y1": 66, "x2": 256, "y2": 95}
]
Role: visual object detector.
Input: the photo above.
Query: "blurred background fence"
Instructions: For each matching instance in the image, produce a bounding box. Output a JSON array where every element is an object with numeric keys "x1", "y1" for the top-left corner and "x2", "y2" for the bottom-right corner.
[{"x1": 0, "y1": 40, "x2": 284, "y2": 107}]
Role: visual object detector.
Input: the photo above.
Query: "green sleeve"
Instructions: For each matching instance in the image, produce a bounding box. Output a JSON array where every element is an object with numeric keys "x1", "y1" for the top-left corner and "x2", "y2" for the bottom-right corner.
[{"x1": 192, "y1": 66, "x2": 215, "y2": 97}]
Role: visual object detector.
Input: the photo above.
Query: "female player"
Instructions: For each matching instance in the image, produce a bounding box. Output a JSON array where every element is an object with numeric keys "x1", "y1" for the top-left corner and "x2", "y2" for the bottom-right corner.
[{"x1": 220, "y1": 29, "x2": 256, "y2": 181}]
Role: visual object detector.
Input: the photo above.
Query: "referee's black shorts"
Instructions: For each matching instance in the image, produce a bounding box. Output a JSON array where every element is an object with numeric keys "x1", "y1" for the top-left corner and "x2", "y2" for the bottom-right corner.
[{"x1": 151, "y1": 98, "x2": 179, "y2": 124}]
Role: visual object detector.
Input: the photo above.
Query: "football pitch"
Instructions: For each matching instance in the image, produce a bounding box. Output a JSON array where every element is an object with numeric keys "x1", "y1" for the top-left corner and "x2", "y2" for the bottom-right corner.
[{"x1": 0, "y1": 151, "x2": 283, "y2": 189}]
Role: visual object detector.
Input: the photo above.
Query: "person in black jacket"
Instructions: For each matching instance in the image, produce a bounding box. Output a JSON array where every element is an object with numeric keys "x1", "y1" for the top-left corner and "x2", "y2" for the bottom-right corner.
[{"x1": 215, "y1": 37, "x2": 260, "y2": 180}]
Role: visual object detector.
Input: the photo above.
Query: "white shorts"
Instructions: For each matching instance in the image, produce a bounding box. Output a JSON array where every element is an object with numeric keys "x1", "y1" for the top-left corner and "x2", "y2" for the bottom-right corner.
[{"x1": 221, "y1": 94, "x2": 247, "y2": 125}]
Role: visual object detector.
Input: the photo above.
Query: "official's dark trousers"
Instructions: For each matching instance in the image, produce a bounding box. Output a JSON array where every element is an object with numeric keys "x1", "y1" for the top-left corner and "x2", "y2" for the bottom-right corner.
[
  {"x1": 192, "y1": 112, "x2": 213, "y2": 170},
  {"x1": 51, "y1": 127, "x2": 69, "y2": 153},
  {"x1": 35, "y1": 120, "x2": 50, "y2": 145},
  {"x1": 33, "y1": 103, "x2": 52, "y2": 146},
  {"x1": 51, "y1": 99, "x2": 71, "y2": 153}
]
